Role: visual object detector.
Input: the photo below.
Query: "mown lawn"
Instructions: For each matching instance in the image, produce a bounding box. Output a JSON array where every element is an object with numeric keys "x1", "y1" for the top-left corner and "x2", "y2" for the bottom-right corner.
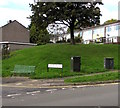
[
  {"x1": 2, "y1": 44, "x2": 119, "y2": 79},
  {"x1": 64, "y1": 71, "x2": 119, "y2": 83}
]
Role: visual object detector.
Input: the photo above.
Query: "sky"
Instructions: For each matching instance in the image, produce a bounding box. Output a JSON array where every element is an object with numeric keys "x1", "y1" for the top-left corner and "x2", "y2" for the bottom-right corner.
[{"x1": 0, "y1": 0, "x2": 120, "y2": 28}]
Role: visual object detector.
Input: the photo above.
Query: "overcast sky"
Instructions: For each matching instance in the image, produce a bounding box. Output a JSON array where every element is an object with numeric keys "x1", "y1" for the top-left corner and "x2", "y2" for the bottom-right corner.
[{"x1": 0, "y1": 0, "x2": 119, "y2": 28}]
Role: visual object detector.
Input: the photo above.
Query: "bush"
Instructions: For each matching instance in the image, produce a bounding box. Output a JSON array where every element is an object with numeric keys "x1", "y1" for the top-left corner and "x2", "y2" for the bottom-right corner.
[
  {"x1": 49, "y1": 41, "x2": 54, "y2": 43},
  {"x1": 74, "y1": 37, "x2": 82, "y2": 43},
  {"x1": 67, "y1": 39, "x2": 71, "y2": 43},
  {"x1": 56, "y1": 40, "x2": 66, "y2": 43},
  {"x1": 67, "y1": 37, "x2": 82, "y2": 43},
  {"x1": 37, "y1": 40, "x2": 46, "y2": 45}
]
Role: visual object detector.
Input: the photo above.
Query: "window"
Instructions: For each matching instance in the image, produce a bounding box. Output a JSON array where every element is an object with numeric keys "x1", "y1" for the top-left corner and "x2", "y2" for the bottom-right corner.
[
  {"x1": 115, "y1": 25, "x2": 120, "y2": 30},
  {"x1": 106, "y1": 26, "x2": 111, "y2": 32},
  {"x1": 100, "y1": 28, "x2": 104, "y2": 33},
  {"x1": 93, "y1": 29, "x2": 98, "y2": 34},
  {"x1": 88, "y1": 30, "x2": 91, "y2": 34},
  {"x1": 80, "y1": 32, "x2": 82, "y2": 37}
]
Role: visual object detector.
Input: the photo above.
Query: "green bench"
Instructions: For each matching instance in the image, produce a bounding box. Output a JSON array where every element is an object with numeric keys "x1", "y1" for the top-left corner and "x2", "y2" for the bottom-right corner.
[{"x1": 11, "y1": 65, "x2": 35, "y2": 76}]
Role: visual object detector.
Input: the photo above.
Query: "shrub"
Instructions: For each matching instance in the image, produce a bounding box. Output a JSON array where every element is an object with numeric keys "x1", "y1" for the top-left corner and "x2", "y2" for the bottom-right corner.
[
  {"x1": 74, "y1": 36, "x2": 82, "y2": 43},
  {"x1": 67, "y1": 39, "x2": 71, "y2": 43},
  {"x1": 56, "y1": 40, "x2": 66, "y2": 43}
]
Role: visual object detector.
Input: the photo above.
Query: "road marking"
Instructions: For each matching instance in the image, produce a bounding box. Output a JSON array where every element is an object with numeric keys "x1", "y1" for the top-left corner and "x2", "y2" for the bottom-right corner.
[
  {"x1": 46, "y1": 89, "x2": 57, "y2": 92},
  {"x1": 15, "y1": 83, "x2": 22, "y2": 85},
  {"x1": 31, "y1": 80, "x2": 38, "y2": 82},
  {"x1": 42, "y1": 83, "x2": 50, "y2": 86},
  {"x1": 11, "y1": 97, "x2": 15, "y2": 99},
  {"x1": 26, "y1": 91, "x2": 40, "y2": 95},
  {"x1": 7, "y1": 93, "x2": 21, "y2": 97},
  {"x1": 76, "y1": 85, "x2": 86, "y2": 88},
  {"x1": 62, "y1": 88, "x2": 66, "y2": 90}
]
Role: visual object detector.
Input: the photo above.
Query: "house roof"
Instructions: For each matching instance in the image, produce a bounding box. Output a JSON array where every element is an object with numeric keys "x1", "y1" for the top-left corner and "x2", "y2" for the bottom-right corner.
[
  {"x1": 1, "y1": 20, "x2": 29, "y2": 30},
  {"x1": 82, "y1": 20, "x2": 120, "y2": 31}
]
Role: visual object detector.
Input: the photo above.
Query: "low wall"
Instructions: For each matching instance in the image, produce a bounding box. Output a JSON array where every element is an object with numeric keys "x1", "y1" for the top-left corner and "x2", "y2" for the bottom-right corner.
[
  {"x1": 0, "y1": 42, "x2": 37, "y2": 51},
  {"x1": 9, "y1": 44, "x2": 36, "y2": 51}
]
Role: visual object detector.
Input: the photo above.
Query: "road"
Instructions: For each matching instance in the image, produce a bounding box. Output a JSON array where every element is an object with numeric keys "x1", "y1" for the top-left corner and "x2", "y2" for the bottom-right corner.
[{"x1": 2, "y1": 84, "x2": 119, "y2": 106}]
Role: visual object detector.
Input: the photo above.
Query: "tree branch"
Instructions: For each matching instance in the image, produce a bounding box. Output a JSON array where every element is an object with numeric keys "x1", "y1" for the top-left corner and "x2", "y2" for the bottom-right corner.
[
  {"x1": 62, "y1": 20, "x2": 70, "y2": 27},
  {"x1": 54, "y1": 21, "x2": 70, "y2": 27}
]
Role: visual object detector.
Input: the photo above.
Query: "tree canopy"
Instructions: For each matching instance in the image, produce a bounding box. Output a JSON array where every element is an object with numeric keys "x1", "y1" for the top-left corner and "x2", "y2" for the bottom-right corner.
[
  {"x1": 30, "y1": 1, "x2": 103, "y2": 44},
  {"x1": 29, "y1": 23, "x2": 50, "y2": 44}
]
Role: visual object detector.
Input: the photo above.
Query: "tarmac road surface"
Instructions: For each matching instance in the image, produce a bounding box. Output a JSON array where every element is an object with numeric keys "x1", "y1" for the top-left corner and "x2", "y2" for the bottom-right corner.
[{"x1": 2, "y1": 84, "x2": 119, "y2": 106}]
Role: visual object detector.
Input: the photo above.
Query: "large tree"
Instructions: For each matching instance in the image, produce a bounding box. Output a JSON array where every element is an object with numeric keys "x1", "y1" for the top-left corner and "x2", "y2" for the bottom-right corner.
[{"x1": 30, "y1": 1, "x2": 103, "y2": 44}]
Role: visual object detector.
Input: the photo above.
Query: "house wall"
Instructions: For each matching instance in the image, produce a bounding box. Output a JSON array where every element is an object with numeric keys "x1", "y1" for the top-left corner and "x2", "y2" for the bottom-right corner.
[
  {"x1": 105, "y1": 23, "x2": 120, "y2": 43},
  {"x1": 9, "y1": 44, "x2": 35, "y2": 51},
  {"x1": 0, "y1": 28, "x2": 2, "y2": 54},
  {"x1": 2, "y1": 21, "x2": 30, "y2": 43},
  {"x1": 52, "y1": 31, "x2": 80, "y2": 42},
  {"x1": 0, "y1": 27, "x2": 2, "y2": 42},
  {"x1": 0, "y1": 21, "x2": 36, "y2": 51},
  {"x1": 106, "y1": 24, "x2": 119, "y2": 38},
  {"x1": 93, "y1": 27, "x2": 104, "y2": 42},
  {"x1": 82, "y1": 30, "x2": 92, "y2": 44},
  {"x1": 117, "y1": 37, "x2": 120, "y2": 43},
  {"x1": 0, "y1": 43, "x2": 36, "y2": 52},
  {"x1": 81, "y1": 22, "x2": 120, "y2": 44},
  {"x1": 64, "y1": 34, "x2": 70, "y2": 40},
  {"x1": 74, "y1": 31, "x2": 80, "y2": 37}
]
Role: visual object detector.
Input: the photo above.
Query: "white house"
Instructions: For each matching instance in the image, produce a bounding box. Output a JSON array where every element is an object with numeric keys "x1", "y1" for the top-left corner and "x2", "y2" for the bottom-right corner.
[
  {"x1": 82, "y1": 21, "x2": 120, "y2": 44},
  {"x1": 50, "y1": 21, "x2": 120, "y2": 44},
  {"x1": 105, "y1": 23, "x2": 120, "y2": 43},
  {"x1": 93, "y1": 27, "x2": 105, "y2": 43},
  {"x1": 82, "y1": 29, "x2": 92, "y2": 44},
  {"x1": 50, "y1": 30, "x2": 80, "y2": 43}
]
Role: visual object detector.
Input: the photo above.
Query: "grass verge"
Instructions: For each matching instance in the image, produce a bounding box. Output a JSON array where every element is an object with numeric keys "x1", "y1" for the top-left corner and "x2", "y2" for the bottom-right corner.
[
  {"x1": 30, "y1": 71, "x2": 84, "y2": 79},
  {"x1": 64, "y1": 71, "x2": 119, "y2": 83},
  {"x1": 2, "y1": 44, "x2": 119, "y2": 78}
]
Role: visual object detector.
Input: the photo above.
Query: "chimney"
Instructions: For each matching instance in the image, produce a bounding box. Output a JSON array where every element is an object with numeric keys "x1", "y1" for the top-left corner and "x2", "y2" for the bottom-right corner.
[{"x1": 7, "y1": 20, "x2": 12, "y2": 24}]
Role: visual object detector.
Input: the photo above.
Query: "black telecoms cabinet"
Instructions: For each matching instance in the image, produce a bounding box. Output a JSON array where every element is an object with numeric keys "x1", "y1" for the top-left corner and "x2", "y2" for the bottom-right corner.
[
  {"x1": 71, "y1": 56, "x2": 81, "y2": 72},
  {"x1": 104, "y1": 57, "x2": 114, "y2": 69}
]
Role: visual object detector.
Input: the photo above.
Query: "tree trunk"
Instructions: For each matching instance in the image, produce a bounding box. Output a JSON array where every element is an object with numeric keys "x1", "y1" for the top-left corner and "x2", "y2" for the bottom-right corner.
[{"x1": 70, "y1": 26, "x2": 75, "y2": 45}]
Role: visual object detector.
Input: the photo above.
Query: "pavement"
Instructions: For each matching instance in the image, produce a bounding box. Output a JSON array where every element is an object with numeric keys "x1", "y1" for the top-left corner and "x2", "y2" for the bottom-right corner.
[
  {"x1": 1, "y1": 75, "x2": 120, "y2": 89},
  {"x1": 2, "y1": 77, "x2": 67, "y2": 88},
  {"x1": 1, "y1": 70, "x2": 119, "y2": 88}
]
